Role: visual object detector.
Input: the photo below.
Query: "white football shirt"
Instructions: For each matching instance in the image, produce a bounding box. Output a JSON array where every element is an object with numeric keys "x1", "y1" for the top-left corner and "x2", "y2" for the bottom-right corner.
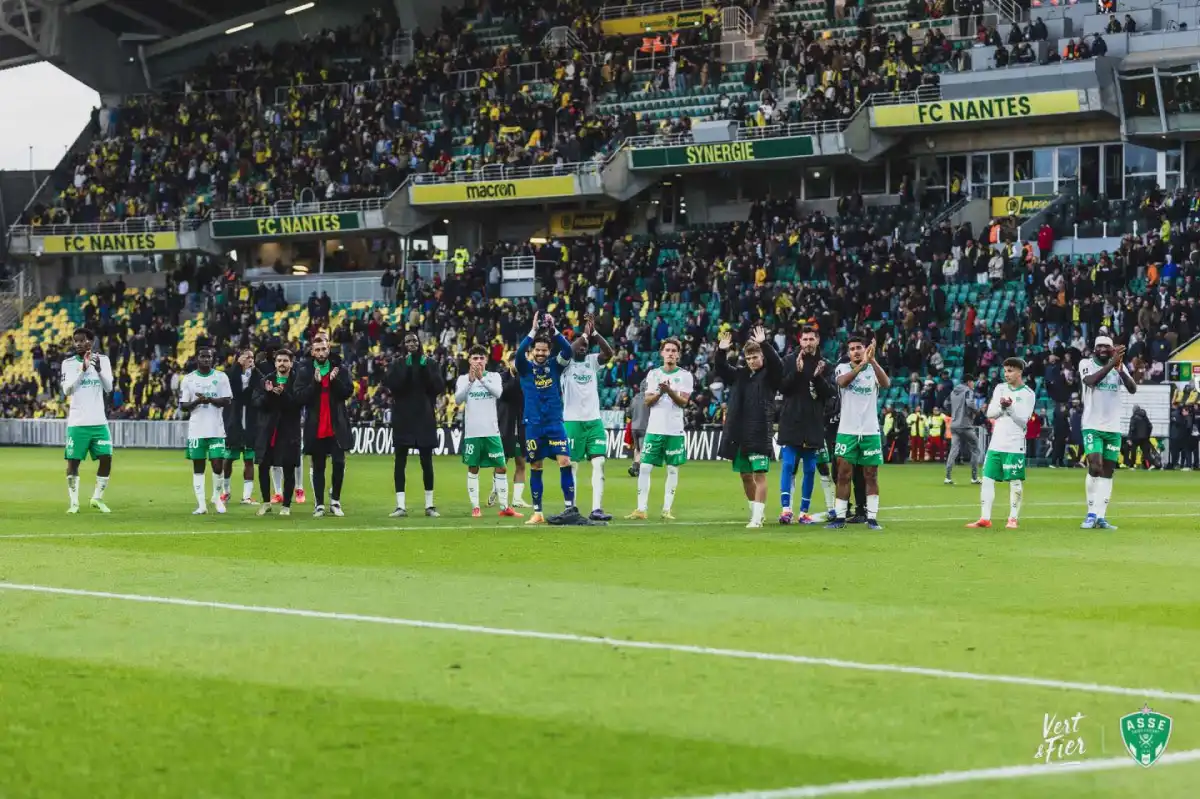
[
  {"x1": 180, "y1": 370, "x2": 233, "y2": 439},
  {"x1": 645, "y1": 366, "x2": 693, "y2": 436},
  {"x1": 562, "y1": 354, "x2": 602, "y2": 422},
  {"x1": 835, "y1": 362, "x2": 880, "y2": 435},
  {"x1": 62, "y1": 354, "x2": 113, "y2": 427},
  {"x1": 455, "y1": 372, "x2": 503, "y2": 439},
  {"x1": 1079, "y1": 358, "x2": 1124, "y2": 433},
  {"x1": 986, "y1": 383, "x2": 1035, "y2": 454}
]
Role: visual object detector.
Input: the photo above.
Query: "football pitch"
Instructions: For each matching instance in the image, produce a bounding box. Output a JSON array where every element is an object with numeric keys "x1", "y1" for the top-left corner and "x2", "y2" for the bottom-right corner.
[{"x1": 1, "y1": 447, "x2": 1199, "y2": 798}]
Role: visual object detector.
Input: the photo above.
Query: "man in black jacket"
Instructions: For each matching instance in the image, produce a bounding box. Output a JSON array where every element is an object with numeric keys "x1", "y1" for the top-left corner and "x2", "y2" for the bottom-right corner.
[
  {"x1": 385, "y1": 331, "x2": 445, "y2": 517},
  {"x1": 298, "y1": 337, "x2": 353, "y2": 517},
  {"x1": 777, "y1": 326, "x2": 834, "y2": 525},
  {"x1": 491, "y1": 356, "x2": 530, "y2": 509},
  {"x1": 222, "y1": 348, "x2": 262, "y2": 505},
  {"x1": 253, "y1": 348, "x2": 306, "y2": 516},
  {"x1": 714, "y1": 325, "x2": 782, "y2": 528}
]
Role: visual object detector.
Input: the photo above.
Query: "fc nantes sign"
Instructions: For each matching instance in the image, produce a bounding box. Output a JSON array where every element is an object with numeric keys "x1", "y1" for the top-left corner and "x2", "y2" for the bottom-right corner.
[
  {"x1": 630, "y1": 136, "x2": 815, "y2": 169},
  {"x1": 872, "y1": 90, "x2": 1082, "y2": 128},
  {"x1": 409, "y1": 175, "x2": 577, "y2": 205},
  {"x1": 42, "y1": 232, "x2": 179, "y2": 254},
  {"x1": 211, "y1": 212, "x2": 363, "y2": 239}
]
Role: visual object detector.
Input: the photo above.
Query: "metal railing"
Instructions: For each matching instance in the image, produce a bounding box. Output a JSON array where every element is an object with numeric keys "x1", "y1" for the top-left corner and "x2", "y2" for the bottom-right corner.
[
  {"x1": 600, "y1": 0, "x2": 707, "y2": 20},
  {"x1": 407, "y1": 160, "x2": 600, "y2": 186},
  {"x1": 0, "y1": 267, "x2": 33, "y2": 331},
  {"x1": 622, "y1": 118, "x2": 845, "y2": 149},
  {"x1": 6, "y1": 217, "x2": 200, "y2": 238},
  {"x1": 210, "y1": 197, "x2": 389, "y2": 221},
  {"x1": 247, "y1": 271, "x2": 393, "y2": 304}
]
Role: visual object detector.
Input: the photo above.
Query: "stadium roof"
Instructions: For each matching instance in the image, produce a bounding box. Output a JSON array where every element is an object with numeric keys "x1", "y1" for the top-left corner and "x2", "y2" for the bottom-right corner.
[{"x1": 0, "y1": 0, "x2": 306, "y2": 73}]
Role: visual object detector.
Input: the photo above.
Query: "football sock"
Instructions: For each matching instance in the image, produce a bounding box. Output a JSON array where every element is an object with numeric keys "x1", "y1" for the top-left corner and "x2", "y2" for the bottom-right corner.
[
  {"x1": 467, "y1": 472, "x2": 480, "y2": 509},
  {"x1": 821, "y1": 474, "x2": 836, "y2": 513},
  {"x1": 495, "y1": 473, "x2": 509, "y2": 508},
  {"x1": 92, "y1": 476, "x2": 109, "y2": 500},
  {"x1": 866, "y1": 494, "x2": 880, "y2": 521},
  {"x1": 663, "y1": 465, "x2": 679, "y2": 511},
  {"x1": 980, "y1": 477, "x2": 996, "y2": 521},
  {"x1": 424, "y1": 489, "x2": 434, "y2": 509},
  {"x1": 67, "y1": 475, "x2": 79, "y2": 506},
  {"x1": 530, "y1": 470, "x2": 544, "y2": 512},
  {"x1": 513, "y1": 482, "x2": 525, "y2": 505},
  {"x1": 243, "y1": 480, "x2": 254, "y2": 501},
  {"x1": 779, "y1": 446, "x2": 797, "y2": 511},
  {"x1": 835, "y1": 498, "x2": 848, "y2": 520},
  {"x1": 1085, "y1": 474, "x2": 1097, "y2": 516},
  {"x1": 1009, "y1": 479, "x2": 1023, "y2": 520},
  {"x1": 560, "y1": 466, "x2": 576, "y2": 506},
  {"x1": 395, "y1": 491, "x2": 405, "y2": 511},
  {"x1": 591, "y1": 457, "x2": 605, "y2": 511},
  {"x1": 192, "y1": 473, "x2": 206, "y2": 508},
  {"x1": 800, "y1": 450, "x2": 817, "y2": 512},
  {"x1": 1097, "y1": 476, "x2": 1112, "y2": 518},
  {"x1": 750, "y1": 500, "x2": 765, "y2": 525},
  {"x1": 637, "y1": 462, "x2": 652, "y2": 512}
]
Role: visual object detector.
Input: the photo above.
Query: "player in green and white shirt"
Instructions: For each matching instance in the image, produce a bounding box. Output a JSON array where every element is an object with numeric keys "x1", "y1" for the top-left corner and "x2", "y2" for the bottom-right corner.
[
  {"x1": 455, "y1": 344, "x2": 521, "y2": 518},
  {"x1": 562, "y1": 314, "x2": 615, "y2": 522},
  {"x1": 967, "y1": 358, "x2": 1034, "y2": 530},
  {"x1": 628, "y1": 337, "x2": 693, "y2": 520},
  {"x1": 179, "y1": 348, "x2": 233, "y2": 515},
  {"x1": 1079, "y1": 335, "x2": 1136, "y2": 529},
  {"x1": 62, "y1": 327, "x2": 114, "y2": 514},
  {"x1": 827, "y1": 334, "x2": 890, "y2": 530}
]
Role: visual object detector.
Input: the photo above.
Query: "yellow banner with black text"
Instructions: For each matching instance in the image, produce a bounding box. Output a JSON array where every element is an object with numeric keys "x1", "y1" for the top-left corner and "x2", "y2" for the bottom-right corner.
[
  {"x1": 409, "y1": 176, "x2": 578, "y2": 205},
  {"x1": 872, "y1": 91, "x2": 1082, "y2": 128},
  {"x1": 41, "y1": 232, "x2": 179, "y2": 254}
]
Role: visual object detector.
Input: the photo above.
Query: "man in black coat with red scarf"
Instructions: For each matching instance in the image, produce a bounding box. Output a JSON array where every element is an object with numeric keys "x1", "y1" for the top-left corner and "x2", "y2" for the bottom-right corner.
[{"x1": 297, "y1": 336, "x2": 353, "y2": 517}]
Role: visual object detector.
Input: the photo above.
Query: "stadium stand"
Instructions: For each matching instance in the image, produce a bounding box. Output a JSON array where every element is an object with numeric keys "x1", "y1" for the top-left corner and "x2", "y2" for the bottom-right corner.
[{"x1": 2, "y1": 0, "x2": 1199, "y2": 469}]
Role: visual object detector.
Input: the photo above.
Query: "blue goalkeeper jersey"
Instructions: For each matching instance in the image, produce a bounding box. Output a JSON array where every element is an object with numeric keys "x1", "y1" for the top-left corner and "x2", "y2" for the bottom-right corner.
[{"x1": 516, "y1": 334, "x2": 572, "y2": 430}]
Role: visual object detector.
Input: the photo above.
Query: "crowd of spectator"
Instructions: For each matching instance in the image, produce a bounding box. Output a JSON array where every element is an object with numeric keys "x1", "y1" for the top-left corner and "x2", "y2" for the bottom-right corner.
[
  {"x1": 7, "y1": 181, "x2": 1200, "y2": 445},
  {"x1": 19, "y1": 0, "x2": 1003, "y2": 229}
]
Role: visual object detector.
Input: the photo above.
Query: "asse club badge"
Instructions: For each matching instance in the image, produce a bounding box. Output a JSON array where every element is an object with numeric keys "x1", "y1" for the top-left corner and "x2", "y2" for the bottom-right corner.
[{"x1": 1120, "y1": 706, "x2": 1173, "y2": 767}]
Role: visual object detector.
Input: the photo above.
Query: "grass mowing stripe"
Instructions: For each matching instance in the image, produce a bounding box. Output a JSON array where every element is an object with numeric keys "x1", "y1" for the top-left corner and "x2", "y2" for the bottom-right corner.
[
  {"x1": 667, "y1": 749, "x2": 1200, "y2": 798},
  {"x1": 0, "y1": 510, "x2": 1195, "y2": 541},
  {"x1": 3, "y1": 581, "x2": 1199, "y2": 704}
]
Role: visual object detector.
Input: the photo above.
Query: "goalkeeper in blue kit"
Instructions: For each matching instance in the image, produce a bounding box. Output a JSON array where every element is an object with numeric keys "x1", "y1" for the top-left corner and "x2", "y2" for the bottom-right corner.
[{"x1": 515, "y1": 311, "x2": 593, "y2": 526}]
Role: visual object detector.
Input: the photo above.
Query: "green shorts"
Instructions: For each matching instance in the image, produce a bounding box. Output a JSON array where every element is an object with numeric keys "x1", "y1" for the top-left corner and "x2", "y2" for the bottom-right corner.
[
  {"x1": 185, "y1": 437, "x2": 227, "y2": 461},
  {"x1": 642, "y1": 432, "x2": 686, "y2": 467},
  {"x1": 1083, "y1": 429, "x2": 1121, "y2": 462},
  {"x1": 982, "y1": 450, "x2": 1026, "y2": 482},
  {"x1": 732, "y1": 448, "x2": 770, "y2": 474},
  {"x1": 814, "y1": 445, "x2": 831, "y2": 466},
  {"x1": 565, "y1": 419, "x2": 607, "y2": 461},
  {"x1": 834, "y1": 433, "x2": 884, "y2": 466},
  {"x1": 228, "y1": 447, "x2": 255, "y2": 462},
  {"x1": 462, "y1": 435, "x2": 506, "y2": 469},
  {"x1": 64, "y1": 424, "x2": 112, "y2": 461}
]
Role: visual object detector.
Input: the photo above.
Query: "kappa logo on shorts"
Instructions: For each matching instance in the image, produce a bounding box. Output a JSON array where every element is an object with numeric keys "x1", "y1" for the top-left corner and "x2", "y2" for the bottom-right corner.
[
  {"x1": 665, "y1": 447, "x2": 684, "y2": 456},
  {"x1": 591, "y1": 438, "x2": 606, "y2": 446},
  {"x1": 862, "y1": 448, "x2": 882, "y2": 457},
  {"x1": 487, "y1": 450, "x2": 504, "y2": 459},
  {"x1": 1002, "y1": 459, "x2": 1025, "y2": 472}
]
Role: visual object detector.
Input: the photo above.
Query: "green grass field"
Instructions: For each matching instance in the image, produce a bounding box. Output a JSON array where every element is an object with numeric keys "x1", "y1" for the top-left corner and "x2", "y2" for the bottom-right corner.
[{"x1": 1, "y1": 447, "x2": 1199, "y2": 798}]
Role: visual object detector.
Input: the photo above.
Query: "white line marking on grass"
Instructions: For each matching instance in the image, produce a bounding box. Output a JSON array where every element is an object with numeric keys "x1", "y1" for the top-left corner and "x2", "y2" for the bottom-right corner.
[
  {"x1": 667, "y1": 749, "x2": 1200, "y2": 798},
  {"x1": 2, "y1": 581, "x2": 1199, "y2": 704},
  {"x1": 0, "y1": 511, "x2": 1196, "y2": 542}
]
